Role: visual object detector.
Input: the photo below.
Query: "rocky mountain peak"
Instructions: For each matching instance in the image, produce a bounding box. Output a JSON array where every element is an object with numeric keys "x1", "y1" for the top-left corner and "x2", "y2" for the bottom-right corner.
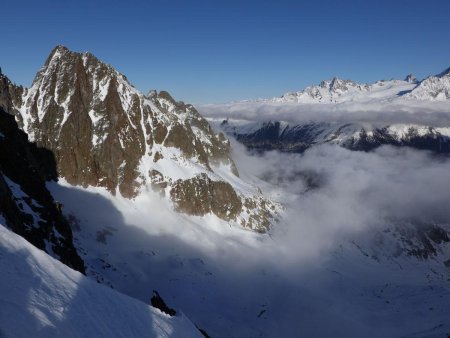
[
  {"x1": 406, "y1": 66, "x2": 450, "y2": 101},
  {"x1": 404, "y1": 74, "x2": 418, "y2": 83},
  {"x1": 277, "y1": 76, "x2": 369, "y2": 103},
  {"x1": 7, "y1": 46, "x2": 279, "y2": 232},
  {"x1": 329, "y1": 77, "x2": 359, "y2": 92},
  {"x1": 0, "y1": 72, "x2": 23, "y2": 115}
]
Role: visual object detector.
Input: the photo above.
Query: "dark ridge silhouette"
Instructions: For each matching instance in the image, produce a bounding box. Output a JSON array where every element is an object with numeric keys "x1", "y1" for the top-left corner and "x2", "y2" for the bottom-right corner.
[
  {"x1": 222, "y1": 119, "x2": 450, "y2": 154},
  {"x1": 0, "y1": 106, "x2": 85, "y2": 273}
]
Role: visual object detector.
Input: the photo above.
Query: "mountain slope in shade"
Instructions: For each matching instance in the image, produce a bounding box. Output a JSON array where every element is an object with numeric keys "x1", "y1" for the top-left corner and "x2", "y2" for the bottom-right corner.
[
  {"x1": 4, "y1": 46, "x2": 279, "y2": 232},
  {"x1": 0, "y1": 224, "x2": 202, "y2": 338},
  {"x1": 215, "y1": 119, "x2": 450, "y2": 154},
  {"x1": 0, "y1": 71, "x2": 84, "y2": 272}
]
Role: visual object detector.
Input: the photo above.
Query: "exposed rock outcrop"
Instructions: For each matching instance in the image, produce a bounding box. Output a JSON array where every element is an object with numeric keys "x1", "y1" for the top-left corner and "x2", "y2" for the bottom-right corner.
[{"x1": 170, "y1": 173, "x2": 242, "y2": 220}]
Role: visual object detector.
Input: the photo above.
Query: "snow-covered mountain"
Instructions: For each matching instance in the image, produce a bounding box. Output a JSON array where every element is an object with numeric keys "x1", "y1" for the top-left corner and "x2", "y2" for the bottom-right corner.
[
  {"x1": 0, "y1": 224, "x2": 202, "y2": 338},
  {"x1": 2, "y1": 46, "x2": 279, "y2": 232},
  {"x1": 247, "y1": 67, "x2": 450, "y2": 104},
  {"x1": 273, "y1": 77, "x2": 417, "y2": 104},
  {"x1": 406, "y1": 67, "x2": 450, "y2": 101}
]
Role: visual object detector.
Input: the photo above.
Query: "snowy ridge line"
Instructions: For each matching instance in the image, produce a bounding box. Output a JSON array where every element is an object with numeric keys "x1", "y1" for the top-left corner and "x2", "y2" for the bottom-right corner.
[
  {"x1": 221, "y1": 66, "x2": 450, "y2": 105},
  {"x1": 0, "y1": 223, "x2": 202, "y2": 338}
]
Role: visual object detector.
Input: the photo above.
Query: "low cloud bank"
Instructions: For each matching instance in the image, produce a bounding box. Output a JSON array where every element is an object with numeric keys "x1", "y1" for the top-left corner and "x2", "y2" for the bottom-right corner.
[
  {"x1": 198, "y1": 100, "x2": 450, "y2": 127},
  {"x1": 231, "y1": 141, "x2": 450, "y2": 266}
]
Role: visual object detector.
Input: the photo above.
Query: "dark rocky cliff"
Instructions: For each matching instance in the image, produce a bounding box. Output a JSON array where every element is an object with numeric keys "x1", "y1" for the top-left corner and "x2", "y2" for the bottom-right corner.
[{"x1": 0, "y1": 102, "x2": 84, "y2": 272}]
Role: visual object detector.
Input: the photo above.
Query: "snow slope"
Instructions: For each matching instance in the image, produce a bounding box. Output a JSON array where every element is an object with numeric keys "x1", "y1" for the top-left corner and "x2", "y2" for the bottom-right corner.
[
  {"x1": 0, "y1": 224, "x2": 202, "y2": 338},
  {"x1": 407, "y1": 67, "x2": 450, "y2": 101}
]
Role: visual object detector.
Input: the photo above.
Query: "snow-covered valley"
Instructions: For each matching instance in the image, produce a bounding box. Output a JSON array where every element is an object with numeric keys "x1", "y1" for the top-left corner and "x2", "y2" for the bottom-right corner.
[{"x1": 43, "y1": 144, "x2": 450, "y2": 337}]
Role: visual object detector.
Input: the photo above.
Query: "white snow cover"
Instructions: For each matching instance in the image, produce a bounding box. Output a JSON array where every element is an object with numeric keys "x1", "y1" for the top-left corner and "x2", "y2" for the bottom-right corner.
[
  {"x1": 407, "y1": 71, "x2": 450, "y2": 101},
  {"x1": 0, "y1": 224, "x2": 201, "y2": 338},
  {"x1": 274, "y1": 78, "x2": 417, "y2": 104}
]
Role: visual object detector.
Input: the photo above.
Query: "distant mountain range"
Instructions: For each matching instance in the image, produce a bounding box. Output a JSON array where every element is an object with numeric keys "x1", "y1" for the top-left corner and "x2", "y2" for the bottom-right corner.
[
  {"x1": 203, "y1": 66, "x2": 450, "y2": 154},
  {"x1": 266, "y1": 66, "x2": 450, "y2": 103}
]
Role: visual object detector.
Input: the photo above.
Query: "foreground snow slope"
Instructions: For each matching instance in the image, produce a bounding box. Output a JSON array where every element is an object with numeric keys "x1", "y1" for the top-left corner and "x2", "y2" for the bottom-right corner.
[{"x1": 0, "y1": 224, "x2": 201, "y2": 338}]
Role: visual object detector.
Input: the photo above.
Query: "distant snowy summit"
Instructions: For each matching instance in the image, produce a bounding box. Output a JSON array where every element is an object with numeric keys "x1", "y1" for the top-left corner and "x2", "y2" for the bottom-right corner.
[
  {"x1": 405, "y1": 67, "x2": 450, "y2": 101},
  {"x1": 264, "y1": 66, "x2": 450, "y2": 104}
]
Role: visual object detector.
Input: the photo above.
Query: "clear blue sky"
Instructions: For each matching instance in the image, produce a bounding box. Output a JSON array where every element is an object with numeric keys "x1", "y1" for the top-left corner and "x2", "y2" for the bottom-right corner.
[{"x1": 2, "y1": 0, "x2": 450, "y2": 103}]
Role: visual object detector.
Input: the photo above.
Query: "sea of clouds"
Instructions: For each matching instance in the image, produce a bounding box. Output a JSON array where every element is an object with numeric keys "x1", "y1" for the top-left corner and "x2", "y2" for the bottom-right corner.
[{"x1": 199, "y1": 99, "x2": 450, "y2": 127}]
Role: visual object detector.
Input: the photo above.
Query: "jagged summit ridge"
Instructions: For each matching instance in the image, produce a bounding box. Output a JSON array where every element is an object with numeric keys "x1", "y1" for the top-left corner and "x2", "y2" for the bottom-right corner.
[
  {"x1": 277, "y1": 77, "x2": 370, "y2": 103},
  {"x1": 273, "y1": 76, "x2": 415, "y2": 104},
  {"x1": 404, "y1": 74, "x2": 418, "y2": 83},
  {"x1": 5, "y1": 45, "x2": 279, "y2": 232}
]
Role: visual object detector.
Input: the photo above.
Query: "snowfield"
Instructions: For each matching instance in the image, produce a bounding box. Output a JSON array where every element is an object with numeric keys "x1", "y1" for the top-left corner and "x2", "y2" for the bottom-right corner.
[{"x1": 0, "y1": 224, "x2": 201, "y2": 338}]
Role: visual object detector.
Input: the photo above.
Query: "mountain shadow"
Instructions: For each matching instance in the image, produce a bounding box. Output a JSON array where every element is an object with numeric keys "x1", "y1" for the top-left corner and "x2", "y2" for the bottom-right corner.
[{"x1": 0, "y1": 106, "x2": 84, "y2": 273}]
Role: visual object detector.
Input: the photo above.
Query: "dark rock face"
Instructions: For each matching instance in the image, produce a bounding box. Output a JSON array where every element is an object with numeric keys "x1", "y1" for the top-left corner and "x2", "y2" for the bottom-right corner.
[
  {"x1": 223, "y1": 120, "x2": 322, "y2": 153},
  {"x1": 18, "y1": 46, "x2": 146, "y2": 197},
  {"x1": 0, "y1": 107, "x2": 85, "y2": 273},
  {"x1": 150, "y1": 290, "x2": 177, "y2": 317},
  {"x1": 169, "y1": 173, "x2": 277, "y2": 232},
  {"x1": 0, "y1": 73, "x2": 23, "y2": 117},
  {"x1": 399, "y1": 224, "x2": 450, "y2": 259},
  {"x1": 170, "y1": 173, "x2": 242, "y2": 221},
  {"x1": 404, "y1": 74, "x2": 418, "y2": 83},
  {"x1": 149, "y1": 170, "x2": 168, "y2": 197}
]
